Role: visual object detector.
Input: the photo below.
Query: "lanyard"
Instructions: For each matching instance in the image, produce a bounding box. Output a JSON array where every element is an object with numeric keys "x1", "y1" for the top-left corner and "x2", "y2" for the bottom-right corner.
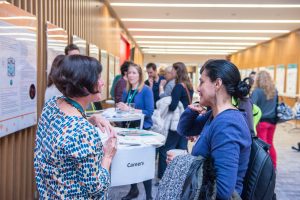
[
  {"x1": 126, "y1": 89, "x2": 138, "y2": 104},
  {"x1": 64, "y1": 97, "x2": 87, "y2": 119}
]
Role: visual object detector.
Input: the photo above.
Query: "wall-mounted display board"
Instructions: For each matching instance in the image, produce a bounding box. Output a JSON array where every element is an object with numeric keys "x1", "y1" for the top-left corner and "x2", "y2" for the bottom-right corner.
[
  {"x1": 108, "y1": 54, "x2": 115, "y2": 98},
  {"x1": 286, "y1": 64, "x2": 298, "y2": 96},
  {"x1": 89, "y1": 43, "x2": 99, "y2": 61},
  {"x1": 266, "y1": 65, "x2": 275, "y2": 81},
  {"x1": 72, "y1": 35, "x2": 87, "y2": 55},
  {"x1": 100, "y1": 50, "x2": 108, "y2": 100},
  {"x1": 0, "y1": 1, "x2": 37, "y2": 138},
  {"x1": 115, "y1": 56, "x2": 120, "y2": 76},
  {"x1": 276, "y1": 64, "x2": 285, "y2": 95},
  {"x1": 46, "y1": 22, "x2": 68, "y2": 76}
]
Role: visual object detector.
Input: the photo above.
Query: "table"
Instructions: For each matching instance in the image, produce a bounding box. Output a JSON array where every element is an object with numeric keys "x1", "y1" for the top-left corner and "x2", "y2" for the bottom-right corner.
[
  {"x1": 99, "y1": 108, "x2": 145, "y2": 129},
  {"x1": 98, "y1": 127, "x2": 165, "y2": 186}
]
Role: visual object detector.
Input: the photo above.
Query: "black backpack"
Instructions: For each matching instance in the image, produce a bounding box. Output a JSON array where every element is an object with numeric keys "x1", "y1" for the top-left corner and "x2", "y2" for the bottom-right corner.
[{"x1": 238, "y1": 98, "x2": 277, "y2": 200}]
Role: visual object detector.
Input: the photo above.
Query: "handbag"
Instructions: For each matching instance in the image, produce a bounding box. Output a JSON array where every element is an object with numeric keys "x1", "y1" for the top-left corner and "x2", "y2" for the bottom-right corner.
[{"x1": 276, "y1": 102, "x2": 293, "y2": 123}]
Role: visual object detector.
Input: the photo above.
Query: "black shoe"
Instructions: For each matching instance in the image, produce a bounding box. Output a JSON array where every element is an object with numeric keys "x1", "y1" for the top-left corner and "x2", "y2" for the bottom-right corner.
[{"x1": 121, "y1": 187, "x2": 139, "y2": 200}]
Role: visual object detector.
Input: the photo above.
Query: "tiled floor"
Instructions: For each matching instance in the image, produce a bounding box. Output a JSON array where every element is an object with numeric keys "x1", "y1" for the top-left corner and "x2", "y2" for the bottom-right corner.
[{"x1": 108, "y1": 122, "x2": 300, "y2": 200}]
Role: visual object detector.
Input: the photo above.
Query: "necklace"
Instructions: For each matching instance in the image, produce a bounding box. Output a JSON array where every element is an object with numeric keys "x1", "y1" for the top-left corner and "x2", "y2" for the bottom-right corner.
[{"x1": 64, "y1": 97, "x2": 87, "y2": 119}]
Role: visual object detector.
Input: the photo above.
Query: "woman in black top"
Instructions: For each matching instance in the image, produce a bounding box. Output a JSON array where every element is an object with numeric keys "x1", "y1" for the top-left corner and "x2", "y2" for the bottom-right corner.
[{"x1": 158, "y1": 62, "x2": 194, "y2": 179}]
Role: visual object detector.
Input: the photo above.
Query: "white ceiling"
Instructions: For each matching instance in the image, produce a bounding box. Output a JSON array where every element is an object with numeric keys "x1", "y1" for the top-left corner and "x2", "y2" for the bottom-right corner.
[{"x1": 108, "y1": 0, "x2": 300, "y2": 56}]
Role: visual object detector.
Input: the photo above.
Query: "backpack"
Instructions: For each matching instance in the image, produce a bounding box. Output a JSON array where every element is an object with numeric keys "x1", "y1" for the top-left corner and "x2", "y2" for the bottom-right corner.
[
  {"x1": 238, "y1": 98, "x2": 277, "y2": 200},
  {"x1": 181, "y1": 156, "x2": 217, "y2": 200}
]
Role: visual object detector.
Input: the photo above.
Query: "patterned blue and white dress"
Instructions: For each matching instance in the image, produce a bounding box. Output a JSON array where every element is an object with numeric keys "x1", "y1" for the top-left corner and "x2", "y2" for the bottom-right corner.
[{"x1": 34, "y1": 96, "x2": 110, "y2": 199}]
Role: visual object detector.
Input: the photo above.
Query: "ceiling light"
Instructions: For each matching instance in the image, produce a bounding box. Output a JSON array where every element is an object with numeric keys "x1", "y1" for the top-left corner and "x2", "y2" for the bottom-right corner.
[
  {"x1": 142, "y1": 49, "x2": 236, "y2": 53},
  {"x1": 140, "y1": 45, "x2": 245, "y2": 49},
  {"x1": 47, "y1": 28, "x2": 65, "y2": 32},
  {"x1": 16, "y1": 38, "x2": 36, "y2": 42},
  {"x1": 0, "y1": 26, "x2": 36, "y2": 30},
  {"x1": 0, "y1": 16, "x2": 36, "y2": 20},
  {"x1": 134, "y1": 36, "x2": 270, "y2": 40},
  {"x1": 0, "y1": 33, "x2": 36, "y2": 37},
  {"x1": 111, "y1": 3, "x2": 300, "y2": 8},
  {"x1": 122, "y1": 18, "x2": 300, "y2": 23},
  {"x1": 129, "y1": 28, "x2": 289, "y2": 33},
  {"x1": 137, "y1": 41, "x2": 256, "y2": 45},
  {"x1": 143, "y1": 51, "x2": 229, "y2": 55},
  {"x1": 48, "y1": 35, "x2": 68, "y2": 38}
]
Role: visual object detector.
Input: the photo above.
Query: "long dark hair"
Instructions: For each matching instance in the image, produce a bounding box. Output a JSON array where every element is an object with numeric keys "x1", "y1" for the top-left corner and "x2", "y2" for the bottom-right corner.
[
  {"x1": 173, "y1": 62, "x2": 193, "y2": 90},
  {"x1": 200, "y1": 59, "x2": 250, "y2": 99}
]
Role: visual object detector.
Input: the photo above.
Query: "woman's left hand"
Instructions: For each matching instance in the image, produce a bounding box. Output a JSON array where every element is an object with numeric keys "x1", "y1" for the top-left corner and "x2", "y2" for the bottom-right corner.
[
  {"x1": 116, "y1": 102, "x2": 130, "y2": 111},
  {"x1": 88, "y1": 114, "x2": 116, "y2": 138}
]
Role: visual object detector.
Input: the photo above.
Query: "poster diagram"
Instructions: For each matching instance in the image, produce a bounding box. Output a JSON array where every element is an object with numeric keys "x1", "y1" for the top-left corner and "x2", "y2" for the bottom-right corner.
[
  {"x1": 276, "y1": 65, "x2": 285, "y2": 95},
  {"x1": 0, "y1": 2, "x2": 37, "y2": 137},
  {"x1": 286, "y1": 64, "x2": 298, "y2": 96}
]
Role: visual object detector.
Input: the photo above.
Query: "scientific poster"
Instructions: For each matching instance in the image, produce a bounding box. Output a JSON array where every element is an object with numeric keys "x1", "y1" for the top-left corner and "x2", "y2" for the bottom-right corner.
[
  {"x1": 100, "y1": 50, "x2": 108, "y2": 99},
  {"x1": 115, "y1": 57, "x2": 120, "y2": 75},
  {"x1": 108, "y1": 54, "x2": 115, "y2": 98},
  {"x1": 89, "y1": 44, "x2": 99, "y2": 60},
  {"x1": 46, "y1": 22, "x2": 68, "y2": 75},
  {"x1": 266, "y1": 65, "x2": 275, "y2": 81},
  {"x1": 276, "y1": 64, "x2": 285, "y2": 95},
  {"x1": 0, "y1": 2, "x2": 37, "y2": 137},
  {"x1": 72, "y1": 35, "x2": 86, "y2": 55},
  {"x1": 286, "y1": 64, "x2": 298, "y2": 96}
]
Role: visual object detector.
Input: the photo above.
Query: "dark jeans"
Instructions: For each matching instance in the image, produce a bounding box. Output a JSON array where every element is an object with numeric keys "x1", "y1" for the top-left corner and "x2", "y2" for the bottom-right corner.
[{"x1": 158, "y1": 129, "x2": 188, "y2": 179}]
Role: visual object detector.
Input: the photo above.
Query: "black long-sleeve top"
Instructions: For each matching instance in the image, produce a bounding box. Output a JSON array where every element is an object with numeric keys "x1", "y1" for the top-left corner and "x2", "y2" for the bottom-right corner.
[{"x1": 169, "y1": 83, "x2": 193, "y2": 111}]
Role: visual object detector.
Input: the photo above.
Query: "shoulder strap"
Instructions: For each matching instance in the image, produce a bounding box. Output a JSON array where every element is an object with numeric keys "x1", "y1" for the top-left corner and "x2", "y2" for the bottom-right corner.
[{"x1": 181, "y1": 83, "x2": 192, "y2": 104}]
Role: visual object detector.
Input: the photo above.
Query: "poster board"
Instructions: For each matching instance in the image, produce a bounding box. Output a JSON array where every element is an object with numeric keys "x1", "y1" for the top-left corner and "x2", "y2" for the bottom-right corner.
[
  {"x1": 46, "y1": 22, "x2": 68, "y2": 76},
  {"x1": 276, "y1": 64, "x2": 285, "y2": 95},
  {"x1": 286, "y1": 64, "x2": 298, "y2": 96},
  {"x1": 100, "y1": 50, "x2": 108, "y2": 99},
  {"x1": 0, "y1": 2, "x2": 37, "y2": 137},
  {"x1": 115, "y1": 56, "x2": 120, "y2": 76},
  {"x1": 89, "y1": 43, "x2": 99, "y2": 60},
  {"x1": 72, "y1": 35, "x2": 87, "y2": 55},
  {"x1": 266, "y1": 65, "x2": 275, "y2": 81},
  {"x1": 108, "y1": 54, "x2": 115, "y2": 99}
]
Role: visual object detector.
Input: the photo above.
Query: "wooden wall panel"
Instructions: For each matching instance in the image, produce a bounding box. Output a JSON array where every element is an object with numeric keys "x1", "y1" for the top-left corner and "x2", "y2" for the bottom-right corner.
[
  {"x1": 230, "y1": 30, "x2": 300, "y2": 107},
  {"x1": 0, "y1": 1, "x2": 144, "y2": 200}
]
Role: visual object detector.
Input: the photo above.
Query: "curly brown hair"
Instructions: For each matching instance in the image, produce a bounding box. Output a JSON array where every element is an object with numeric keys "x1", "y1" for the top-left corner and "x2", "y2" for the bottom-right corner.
[{"x1": 253, "y1": 70, "x2": 276, "y2": 100}]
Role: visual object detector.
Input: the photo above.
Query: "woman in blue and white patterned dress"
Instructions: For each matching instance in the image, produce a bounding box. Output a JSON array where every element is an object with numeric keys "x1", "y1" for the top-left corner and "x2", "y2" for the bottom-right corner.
[{"x1": 34, "y1": 55, "x2": 117, "y2": 199}]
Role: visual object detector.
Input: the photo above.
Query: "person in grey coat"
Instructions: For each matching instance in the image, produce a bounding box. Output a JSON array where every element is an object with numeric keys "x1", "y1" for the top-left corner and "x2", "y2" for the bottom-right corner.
[{"x1": 159, "y1": 66, "x2": 175, "y2": 98}]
